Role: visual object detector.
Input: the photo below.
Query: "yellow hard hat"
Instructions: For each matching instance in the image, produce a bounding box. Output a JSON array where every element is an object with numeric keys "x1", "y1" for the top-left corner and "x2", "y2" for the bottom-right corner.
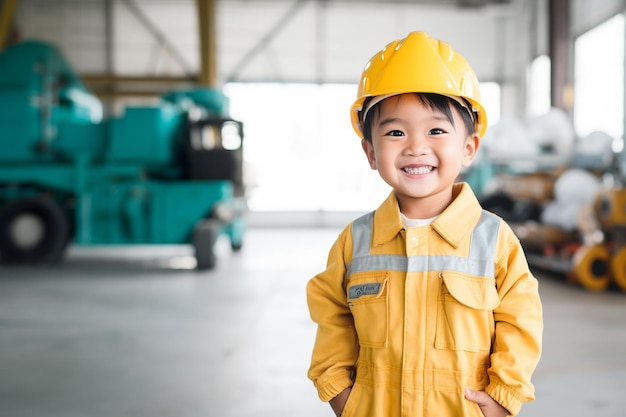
[{"x1": 350, "y1": 31, "x2": 487, "y2": 139}]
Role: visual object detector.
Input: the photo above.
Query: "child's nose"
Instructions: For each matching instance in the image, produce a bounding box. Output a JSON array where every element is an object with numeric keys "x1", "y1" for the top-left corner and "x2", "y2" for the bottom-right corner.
[{"x1": 404, "y1": 134, "x2": 429, "y2": 155}]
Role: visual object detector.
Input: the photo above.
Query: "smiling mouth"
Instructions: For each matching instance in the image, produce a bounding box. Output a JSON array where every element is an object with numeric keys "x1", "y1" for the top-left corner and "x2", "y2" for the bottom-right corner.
[{"x1": 403, "y1": 166, "x2": 434, "y2": 175}]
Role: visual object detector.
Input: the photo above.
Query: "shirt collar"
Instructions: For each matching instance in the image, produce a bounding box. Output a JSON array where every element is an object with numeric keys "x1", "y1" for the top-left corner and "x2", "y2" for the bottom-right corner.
[{"x1": 372, "y1": 183, "x2": 483, "y2": 249}]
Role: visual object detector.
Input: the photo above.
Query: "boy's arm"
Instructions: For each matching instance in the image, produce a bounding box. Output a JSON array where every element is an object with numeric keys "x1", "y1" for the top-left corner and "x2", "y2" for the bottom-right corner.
[
  {"x1": 487, "y1": 226, "x2": 543, "y2": 416},
  {"x1": 307, "y1": 231, "x2": 359, "y2": 403}
]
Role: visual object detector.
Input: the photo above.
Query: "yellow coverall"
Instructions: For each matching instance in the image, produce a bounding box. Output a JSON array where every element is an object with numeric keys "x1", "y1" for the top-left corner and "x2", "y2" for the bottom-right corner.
[{"x1": 307, "y1": 183, "x2": 543, "y2": 417}]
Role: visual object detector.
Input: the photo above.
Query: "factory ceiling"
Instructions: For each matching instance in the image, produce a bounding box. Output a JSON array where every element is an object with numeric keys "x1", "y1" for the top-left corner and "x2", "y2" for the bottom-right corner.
[{"x1": 9, "y1": 0, "x2": 522, "y2": 96}]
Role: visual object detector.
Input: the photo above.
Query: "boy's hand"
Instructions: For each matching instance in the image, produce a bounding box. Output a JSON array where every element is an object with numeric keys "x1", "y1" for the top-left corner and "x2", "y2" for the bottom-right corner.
[
  {"x1": 465, "y1": 388, "x2": 509, "y2": 417},
  {"x1": 329, "y1": 387, "x2": 352, "y2": 417}
]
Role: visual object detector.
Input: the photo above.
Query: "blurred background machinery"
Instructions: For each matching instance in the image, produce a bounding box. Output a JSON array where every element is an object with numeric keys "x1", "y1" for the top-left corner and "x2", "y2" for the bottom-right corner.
[
  {"x1": 0, "y1": 40, "x2": 245, "y2": 269},
  {"x1": 467, "y1": 108, "x2": 626, "y2": 292}
]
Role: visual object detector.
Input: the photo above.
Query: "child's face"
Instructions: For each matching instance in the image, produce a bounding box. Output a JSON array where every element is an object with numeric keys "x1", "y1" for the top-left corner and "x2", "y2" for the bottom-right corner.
[{"x1": 361, "y1": 94, "x2": 479, "y2": 216}]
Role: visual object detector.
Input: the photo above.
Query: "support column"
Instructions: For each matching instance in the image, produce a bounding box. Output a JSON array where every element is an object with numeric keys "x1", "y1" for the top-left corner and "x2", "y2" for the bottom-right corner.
[
  {"x1": 196, "y1": 0, "x2": 217, "y2": 87},
  {"x1": 0, "y1": 0, "x2": 18, "y2": 50},
  {"x1": 548, "y1": 0, "x2": 570, "y2": 109}
]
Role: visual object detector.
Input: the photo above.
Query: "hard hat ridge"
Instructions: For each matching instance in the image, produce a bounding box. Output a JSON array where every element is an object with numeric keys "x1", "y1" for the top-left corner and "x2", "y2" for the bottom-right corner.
[{"x1": 350, "y1": 31, "x2": 487, "y2": 139}]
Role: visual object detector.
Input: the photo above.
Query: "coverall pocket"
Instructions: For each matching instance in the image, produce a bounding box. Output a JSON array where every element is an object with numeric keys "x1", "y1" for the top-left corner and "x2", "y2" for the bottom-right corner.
[
  {"x1": 347, "y1": 272, "x2": 389, "y2": 348},
  {"x1": 436, "y1": 272, "x2": 500, "y2": 352}
]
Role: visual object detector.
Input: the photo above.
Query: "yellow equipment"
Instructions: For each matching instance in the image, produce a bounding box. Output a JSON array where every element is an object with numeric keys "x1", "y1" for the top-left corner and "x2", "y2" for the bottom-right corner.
[
  {"x1": 610, "y1": 246, "x2": 626, "y2": 292},
  {"x1": 571, "y1": 244, "x2": 612, "y2": 292},
  {"x1": 595, "y1": 188, "x2": 626, "y2": 228}
]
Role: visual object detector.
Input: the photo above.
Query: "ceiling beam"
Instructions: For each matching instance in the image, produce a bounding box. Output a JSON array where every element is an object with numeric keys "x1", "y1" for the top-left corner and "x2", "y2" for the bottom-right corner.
[
  {"x1": 121, "y1": 0, "x2": 194, "y2": 77},
  {"x1": 225, "y1": 0, "x2": 308, "y2": 82}
]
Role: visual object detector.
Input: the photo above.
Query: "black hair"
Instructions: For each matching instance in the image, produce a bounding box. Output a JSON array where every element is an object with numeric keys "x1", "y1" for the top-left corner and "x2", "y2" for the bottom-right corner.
[{"x1": 361, "y1": 93, "x2": 476, "y2": 142}]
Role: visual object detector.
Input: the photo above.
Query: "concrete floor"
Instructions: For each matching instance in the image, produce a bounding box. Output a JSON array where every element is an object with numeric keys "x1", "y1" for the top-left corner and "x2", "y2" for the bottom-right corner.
[{"x1": 1, "y1": 228, "x2": 626, "y2": 417}]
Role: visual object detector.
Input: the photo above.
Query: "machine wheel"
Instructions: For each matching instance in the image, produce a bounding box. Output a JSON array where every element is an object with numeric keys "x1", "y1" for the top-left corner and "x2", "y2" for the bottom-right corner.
[
  {"x1": 228, "y1": 214, "x2": 245, "y2": 252},
  {"x1": 193, "y1": 219, "x2": 220, "y2": 270},
  {"x1": 231, "y1": 239, "x2": 243, "y2": 252},
  {"x1": 572, "y1": 244, "x2": 611, "y2": 292},
  {"x1": 610, "y1": 246, "x2": 626, "y2": 292},
  {"x1": 0, "y1": 196, "x2": 70, "y2": 264}
]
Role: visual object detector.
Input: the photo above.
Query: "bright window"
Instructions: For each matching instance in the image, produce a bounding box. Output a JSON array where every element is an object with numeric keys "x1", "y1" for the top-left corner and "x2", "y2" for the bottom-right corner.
[
  {"x1": 225, "y1": 82, "x2": 500, "y2": 212},
  {"x1": 574, "y1": 14, "x2": 624, "y2": 140},
  {"x1": 480, "y1": 82, "x2": 500, "y2": 127},
  {"x1": 527, "y1": 54, "x2": 551, "y2": 116}
]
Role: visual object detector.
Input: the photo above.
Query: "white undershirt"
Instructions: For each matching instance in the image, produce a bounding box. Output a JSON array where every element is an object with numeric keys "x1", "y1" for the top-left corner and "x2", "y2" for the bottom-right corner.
[{"x1": 401, "y1": 212, "x2": 438, "y2": 228}]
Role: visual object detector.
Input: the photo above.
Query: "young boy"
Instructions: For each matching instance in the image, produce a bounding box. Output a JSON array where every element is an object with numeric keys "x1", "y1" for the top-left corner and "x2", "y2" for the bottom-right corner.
[{"x1": 306, "y1": 32, "x2": 543, "y2": 417}]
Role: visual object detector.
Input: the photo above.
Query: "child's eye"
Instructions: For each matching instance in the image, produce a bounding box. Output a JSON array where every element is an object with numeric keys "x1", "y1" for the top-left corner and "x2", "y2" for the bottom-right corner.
[
  {"x1": 385, "y1": 130, "x2": 404, "y2": 137},
  {"x1": 429, "y1": 128, "x2": 446, "y2": 135}
]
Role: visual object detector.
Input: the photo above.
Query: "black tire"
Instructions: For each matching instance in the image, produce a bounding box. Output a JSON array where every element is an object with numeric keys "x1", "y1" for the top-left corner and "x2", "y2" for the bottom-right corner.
[
  {"x1": 0, "y1": 196, "x2": 70, "y2": 265},
  {"x1": 193, "y1": 219, "x2": 220, "y2": 270}
]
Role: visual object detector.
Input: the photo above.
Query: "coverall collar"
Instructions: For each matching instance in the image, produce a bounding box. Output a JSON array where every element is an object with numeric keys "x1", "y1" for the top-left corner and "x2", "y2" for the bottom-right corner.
[{"x1": 372, "y1": 182, "x2": 483, "y2": 249}]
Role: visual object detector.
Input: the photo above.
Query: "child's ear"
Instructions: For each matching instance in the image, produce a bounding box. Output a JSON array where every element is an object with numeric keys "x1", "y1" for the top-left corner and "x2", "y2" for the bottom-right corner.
[
  {"x1": 361, "y1": 139, "x2": 377, "y2": 170},
  {"x1": 462, "y1": 133, "x2": 480, "y2": 167}
]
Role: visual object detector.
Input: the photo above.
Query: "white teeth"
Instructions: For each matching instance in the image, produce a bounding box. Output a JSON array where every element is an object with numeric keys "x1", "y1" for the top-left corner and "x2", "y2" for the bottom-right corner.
[{"x1": 404, "y1": 166, "x2": 433, "y2": 175}]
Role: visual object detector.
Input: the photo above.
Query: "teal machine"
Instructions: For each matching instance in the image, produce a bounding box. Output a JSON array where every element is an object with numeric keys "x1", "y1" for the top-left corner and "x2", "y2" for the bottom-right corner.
[{"x1": 0, "y1": 40, "x2": 245, "y2": 269}]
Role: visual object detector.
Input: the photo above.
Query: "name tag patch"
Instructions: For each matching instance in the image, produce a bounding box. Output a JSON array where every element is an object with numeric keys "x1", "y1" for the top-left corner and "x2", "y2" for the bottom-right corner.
[{"x1": 349, "y1": 283, "x2": 382, "y2": 299}]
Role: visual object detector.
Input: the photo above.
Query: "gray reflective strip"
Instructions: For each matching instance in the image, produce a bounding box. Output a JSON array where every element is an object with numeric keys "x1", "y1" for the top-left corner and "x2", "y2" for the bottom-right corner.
[
  {"x1": 348, "y1": 210, "x2": 500, "y2": 278},
  {"x1": 351, "y1": 211, "x2": 374, "y2": 259},
  {"x1": 471, "y1": 211, "x2": 500, "y2": 277}
]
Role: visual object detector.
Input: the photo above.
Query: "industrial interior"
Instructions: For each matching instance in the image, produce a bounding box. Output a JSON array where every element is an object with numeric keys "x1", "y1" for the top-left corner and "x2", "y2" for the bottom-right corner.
[{"x1": 1, "y1": 0, "x2": 626, "y2": 416}]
